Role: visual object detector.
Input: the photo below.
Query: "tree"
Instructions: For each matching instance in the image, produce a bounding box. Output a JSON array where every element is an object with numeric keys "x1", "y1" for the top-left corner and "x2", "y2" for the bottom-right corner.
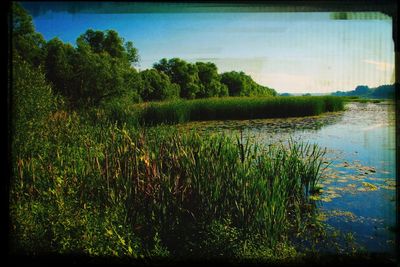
[
  {"x1": 40, "y1": 29, "x2": 142, "y2": 106},
  {"x1": 125, "y1": 41, "x2": 139, "y2": 65},
  {"x1": 220, "y1": 71, "x2": 276, "y2": 97},
  {"x1": 11, "y1": 2, "x2": 46, "y2": 66},
  {"x1": 79, "y1": 29, "x2": 105, "y2": 53},
  {"x1": 43, "y1": 38, "x2": 75, "y2": 99},
  {"x1": 353, "y1": 85, "x2": 370, "y2": 95},
  {"x1": 196, "y1": 62, "x2": 228, "y2": 97},
  {"x1": 154, "y1": 58, "x2": 200, "y2": 99},
  {"x1": 72, "y1": 42, "x2": 131, "y2": 105},
  {"x1": 280, "y1": 93, "x2": 292, "y2": 97},
  {"x1": 139, "y1": 69, "x2": 180, "y2": 101},
  {"x1": 220, "y1": 71, "x2": 246, "y2": 96},
  {"x1": 76, "y1": 29, "x2": 139, "y2": 65},
  {"x1": 103, "y1": 30, "x2": 124, "y2": 58}
]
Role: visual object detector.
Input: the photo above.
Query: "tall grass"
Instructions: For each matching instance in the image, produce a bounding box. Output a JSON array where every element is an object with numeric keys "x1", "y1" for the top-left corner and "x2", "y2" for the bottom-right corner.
[
  {"x1": 139, "y1": 96, "x2": 344, "y2": 125},
  {"x1": 10, "y1": 110, "x2": 327, "y2": 259}
]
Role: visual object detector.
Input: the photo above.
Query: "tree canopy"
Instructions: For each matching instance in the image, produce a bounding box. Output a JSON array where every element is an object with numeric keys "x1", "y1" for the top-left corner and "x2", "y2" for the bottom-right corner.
[
  {"x1": 11, "y1": 2, "x2": 46, "y2": 66},
  {"x1": 220, "y1": 71, "x2": 277, "y2": 97},
  {"x1": 11, "y1": 3, "x2": 278, "y2": 110},
  {"x1": 138, "y1": 69, "x2": 180, "y2": 101},
  {"x1": 154, "y1": 59, "x2": 275, "y2": 99}
]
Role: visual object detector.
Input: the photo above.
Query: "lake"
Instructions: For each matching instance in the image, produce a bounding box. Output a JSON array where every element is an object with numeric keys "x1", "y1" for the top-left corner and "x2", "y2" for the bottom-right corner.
[{"x1": 178, "y1": 101, "x2": 396, "y2": 255}]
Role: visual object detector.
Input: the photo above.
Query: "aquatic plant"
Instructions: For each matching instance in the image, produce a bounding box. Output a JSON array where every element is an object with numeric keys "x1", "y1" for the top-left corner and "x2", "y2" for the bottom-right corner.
[
  {"x1": 139, "y1": 96, "x2": 344, "y2": 125},
  {"x1": 10, "y1": 114, "x2": 327, "y2": 259}
]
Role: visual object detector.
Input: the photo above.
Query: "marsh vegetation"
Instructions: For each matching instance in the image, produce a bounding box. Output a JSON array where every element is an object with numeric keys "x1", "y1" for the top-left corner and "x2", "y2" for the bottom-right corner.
[{"x1": 9, "y1": 3, "x2": 395, "y2": 265}]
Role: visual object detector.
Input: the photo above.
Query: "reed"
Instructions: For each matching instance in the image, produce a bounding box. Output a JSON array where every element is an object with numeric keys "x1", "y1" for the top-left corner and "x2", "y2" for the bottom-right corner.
[
  {"x1": 10, "y1": 114, "x2": 327, "y2": 258},
  {"x1": 138, "y1": 96, "x2": 344, "y2": 125}
]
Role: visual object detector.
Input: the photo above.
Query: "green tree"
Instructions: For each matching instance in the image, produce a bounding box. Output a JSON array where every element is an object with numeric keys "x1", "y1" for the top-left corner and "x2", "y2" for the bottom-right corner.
[
  {"x1": 154, "y1": 58, "x2": 200, "y2": 99},
  {"x1": 196, "y1": 62, "x2": 228, "y2": 97},
  {"x1": 11, "y1": 2, "x2": 46, "y2": 66},
  {"x1": 43, "y1": 38, "x2": 75, "y2": 100},
  {"x1": 139, "y1": 69, "x2": 180, "y2": 101},
  {"x1": 39, "y1": 29, "x2": 142, "y2": 106},
  {"x1": 79, "y1": 29, "x2": 105, "y2": 53},
  {"x1": 220, "y1": 71, "x2": 246, "y2": 96},
  {"x1": 72, "y1": 41, "x2": 132, "y2": 105},
  {"x1": 125, "y1": 41, "x2": 139, "y2": 66},
  {"x1": 220, "y1": 71, "x2": 276, "y2": 97},
  {"x1": 77, "y1": 29, "x2": 138, "y2": 65}
]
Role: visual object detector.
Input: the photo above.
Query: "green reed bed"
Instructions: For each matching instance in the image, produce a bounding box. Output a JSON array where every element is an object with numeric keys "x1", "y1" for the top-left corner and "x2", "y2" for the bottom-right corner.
[
  {"x1": 10, "y1": 110, "x2": 328, "y2": 260},
  {"x1": 139, "y1": 96, "x2": 344, "y2": 125}
]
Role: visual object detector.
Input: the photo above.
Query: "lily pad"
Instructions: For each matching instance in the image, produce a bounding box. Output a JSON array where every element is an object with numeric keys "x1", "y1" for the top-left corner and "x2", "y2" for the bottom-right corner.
[
  {"x1": 380, "y1": 185, "x2": 396, "y2": 190},
  {"x1": 320, "y1": 197, "x2": 333, "y2": 202},
  {"x1": 360, "y1": 182, "x2": 379, "y2": 191},
  {"x1": 309, "y1": 195, "x2": 322, "y2": 201},
  {"x1": 329, "y1": 210, "x2": 357, "y2": 221},
  {"x1": 327, "y1": 193, "x2": 342, "y2": 199}
]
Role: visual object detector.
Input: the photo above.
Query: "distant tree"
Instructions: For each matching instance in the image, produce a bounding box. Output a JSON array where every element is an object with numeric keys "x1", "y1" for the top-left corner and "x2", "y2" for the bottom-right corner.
[
  {"x1": 280, "y1": 93, "x2": 292, "y2": 97},
  {"x1": 139, "y1": 69, "x2": 180, "y2": 101},
  {"x1": 302, "y1": 93, "x2": 312, "y2": 96},
  {"x1": 353, "y1": 85, "x2": 370, "y2": 95},
  {"x1": 331, "y1": 91, "x2": 346, "y2": 96},
  {"x1": 371, "y1": 84, "x2": 395, "y2": 99}
]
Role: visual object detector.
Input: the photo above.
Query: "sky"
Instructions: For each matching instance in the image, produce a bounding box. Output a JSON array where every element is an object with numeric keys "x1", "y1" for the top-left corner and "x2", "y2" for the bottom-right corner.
[{"x1": 22, "y1": 2, "x2": 395, "y2": 94}]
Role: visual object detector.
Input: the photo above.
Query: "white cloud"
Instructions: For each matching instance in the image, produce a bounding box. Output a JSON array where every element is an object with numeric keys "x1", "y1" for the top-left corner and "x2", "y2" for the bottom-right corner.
[{"x1": 363, "y1": 59, "x2": 394, "y2": 71}]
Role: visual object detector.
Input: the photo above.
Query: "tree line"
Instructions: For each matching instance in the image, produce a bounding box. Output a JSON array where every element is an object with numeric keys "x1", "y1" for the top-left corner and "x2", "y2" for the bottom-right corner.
[
  {"x1": 331, "y1": 84, "x2": 395, "y2": 99},
  {"x1": 11, "y1": 3, "x2": 277, "y2": 110}
]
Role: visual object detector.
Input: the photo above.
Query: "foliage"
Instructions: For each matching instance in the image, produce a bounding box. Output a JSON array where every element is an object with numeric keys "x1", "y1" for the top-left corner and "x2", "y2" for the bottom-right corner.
[
  {"x1": 10, "y1": 112, "x2": 326, "y2": 260},
  {"x1": 154, "y1": 58, "x2": 275, "y2": 99},
  {"x1": 10, "y1": 55, "x2": 59, "y2": 159},
  {"x1": 220, "y1": 71, "x2": 277, "y2": 97},
  {"x1": 11, "y1": 2, "x2": 46, "y2": 66},
  {"x1": 138, "y1": 69, "x2": 180, "y2": 101},
  {"x1": 154, "y1": 58, "x2": 201, "y2": 99},
  {"x1": 10, "y1": 3, "x2": 342, "y2": 263},
  {"x1": 195, "y1": 62, "x2": 228, "y2": 98}
]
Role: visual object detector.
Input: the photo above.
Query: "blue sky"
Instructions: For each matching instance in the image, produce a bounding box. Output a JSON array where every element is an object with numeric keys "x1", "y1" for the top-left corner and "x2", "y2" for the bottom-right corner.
[{"x1": 23, "y1": 3, "x2": 395, "y2": 94}]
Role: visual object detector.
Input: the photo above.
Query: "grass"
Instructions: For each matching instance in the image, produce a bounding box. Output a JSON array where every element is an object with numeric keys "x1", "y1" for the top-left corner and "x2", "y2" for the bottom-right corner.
[
  {"x1": 10, "y1": 108, "x2": 328, "y2": 261},
  {"x1": 138, "y1": 96, "x2": 344, "y2": 125}
]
